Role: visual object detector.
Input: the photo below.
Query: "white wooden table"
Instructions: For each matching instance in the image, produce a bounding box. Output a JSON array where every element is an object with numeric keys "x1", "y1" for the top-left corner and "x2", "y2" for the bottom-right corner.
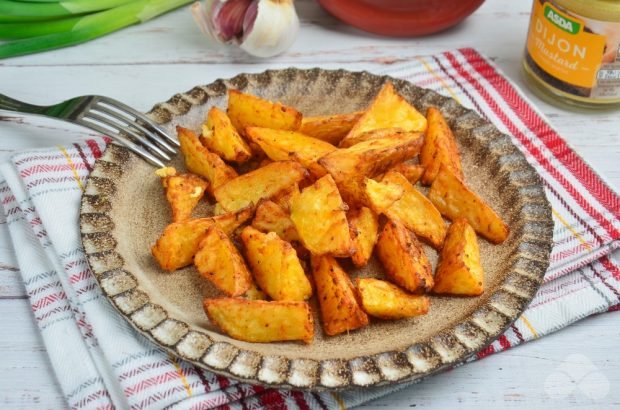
[{"x1": 1, "y1": 0, "x2": 618, "y2": 408}]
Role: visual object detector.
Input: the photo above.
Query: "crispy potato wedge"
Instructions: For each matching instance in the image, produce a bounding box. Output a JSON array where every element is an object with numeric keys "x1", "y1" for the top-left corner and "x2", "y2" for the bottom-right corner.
[
  {"x1": 300, "y1": 111, "x2": 363, "y2": 145},
  {"x1": 356, "y1": 278, "x2": 430, "y2": 319},
  {"x1": 204, "y1": 298, "x2": 314, "y2": 343},
  {"x1": 420, "y1": 107, "x2": 463, "y2": 185},
  {"x1": 151, "y1": 207, "x2": 253, "y2": 271},
  {"x1": 311, "y1": 255, "x2": 369, "y2": 336},
  {"x1": 240, "y1": 226, "x2": 312, "y2": 301},
  {"x1": 433, "y1": 218, "x2": 484, "y2": 296},
  {"x1": 364, "y1": 177, "x2": 405, "y2": 215},
  {"x1": 319, "y1": 133, "x2": 424, "y2": 205},
  {"x1": 200, "y1": 106, "x2": 252, "y2": 163},
  {"x1": 214, "y1": 160, "x2": 308, "y2": 213},
  {"x1": 252, "y1": 200, "x2": 300, "y2": 243},
  {"x1": 227, "y1": 89, "x2": 302, "y2": 136},
  {"x1": 177, "y1": 126, "x2": 238, "y2": 191},
  {"x1": 161, "y1": 173, "x2": 208, "y2": 222},
  {"x1": 246, "y1": 127, "x2": 336, "y2": 177},
  {"x1": 348, "y1": 207, "x2": 379, "y2": 268},
  {"x1": 339, "y1": 129, "x2": 422, "y2": 149},
  {"x1": 194, "y1": 225, "x2": 253, "y2": 297},
  {"x1": 340, "y1": 81, "x2": 427, "y2": 147},
  {"x1": 381, "y1": 171, "x2": 447, "y2": 249},
  {"x1": 290, "y1": 174, "x2": 354, "y2": 257},
  {"x1": 428, "y1": 165, "x2": 510, "y2": 244},
  {"x1": 386, "y1": 162, "x2": 424, "y2": 185},
  {"x1": 376, "y1": 219, "x2": 434, "y2": 293}
]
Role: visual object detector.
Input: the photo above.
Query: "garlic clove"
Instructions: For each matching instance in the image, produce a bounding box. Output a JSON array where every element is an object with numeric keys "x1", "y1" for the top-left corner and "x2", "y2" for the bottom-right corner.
[
  {"x1": 191, "y1": 0, "x2": 299, "y2": 58},
  {"x1": 240, "y1": 0, "x2": 299, "y2": 58}
]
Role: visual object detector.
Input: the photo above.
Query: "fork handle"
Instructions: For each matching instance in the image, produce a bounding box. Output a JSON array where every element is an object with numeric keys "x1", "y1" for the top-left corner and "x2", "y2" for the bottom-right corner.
[{"x1": 0, "y1": 93, "x2": 47, "y2": 115}]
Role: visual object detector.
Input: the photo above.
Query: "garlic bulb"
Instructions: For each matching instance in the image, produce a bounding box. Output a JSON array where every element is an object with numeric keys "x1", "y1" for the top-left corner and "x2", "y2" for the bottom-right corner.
[{"x1": 191, "y1": 0, "x2": 299, "y2": 58}]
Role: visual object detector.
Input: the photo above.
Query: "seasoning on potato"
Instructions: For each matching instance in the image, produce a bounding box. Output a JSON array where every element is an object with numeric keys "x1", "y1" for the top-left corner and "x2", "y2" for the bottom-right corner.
[
  {"x1": 420, "y1": 107, "x2": 463, "y2": 185},
  {"x1": 356, "y1": 278, "x2": 430, "y2": 319},
  {"x1": 201, "y1": 106, "x2": 252, "y2": 163},
  {"x1": 160, "y1": 172, "x2": 209, "y2": 222}
]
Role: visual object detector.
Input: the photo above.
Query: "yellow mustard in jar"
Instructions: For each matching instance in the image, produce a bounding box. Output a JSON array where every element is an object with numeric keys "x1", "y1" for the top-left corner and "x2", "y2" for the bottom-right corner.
[{"x1": 523, "y1": 0, "x2": 620, "y2": 108}]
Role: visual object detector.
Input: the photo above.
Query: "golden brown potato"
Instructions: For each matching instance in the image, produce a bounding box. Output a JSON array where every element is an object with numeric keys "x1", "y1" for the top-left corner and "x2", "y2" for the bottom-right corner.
[
  {"x1": 161, "y1": 173, "x2": 208, "y2": 222},
  {"x1": 200, "y1": 106, "x2": 252, "y2": 163},
  {"x1": 428, "y1": 165, "x2": 510, "y2": 244},
  {"x1": 194, "y1": 225, "x2": 253, "y2": 297},
  {"x1": 376, "y1": 219, "x2": 434, "y2": 293},
  {"x1": 420, "y1": 107, "x2": 463, "y2": 185},
  {"x1": 319, "y1": 133, "x2": 424, "y2": 205},
  {"x1": 252, "y1": 200, "x2": 300, "y2": 243},
  {"x1": 245, "y1": 127, "x2": 336, "y2": 177},
  {"x1": 381, "y1": 171, "x2": 447, "y2": 249},
  {"x1": 151, "y1": 207, "x2": 253, "y2": 271},
  {"x1": 300, "y1": 111, "x2": 363, "y2": 145},
  {"x1": 290, "y1": 174, "x2": 354, "y2": 257},
  {"x1": 339, "y1": 82, "x2": 427, "y2": 147},
  {"x1": 214, "y1": 160, "x2": 308, "y2": 213},
  {"x1": 356, "y1": 278, "x2": 430, "y2": 319},
  {"x1": 433, "y1": 218, "x2": 484, "y2": 296},
  {"x1": 348, "y1": 207, "x2": 379, "y2": 268},
  {"x1": 204, "y1": 298, "x2": 314, "y2": 343},
  {"x1": 311, "y1": 255, "x2": 369, "y2": 336},
  {"x1": 339, "y1": 129, "x2": 421, "y2": 149},
  {"x1": 177, "y1": 126, "x2": 238, "y2": 192},
  {"x1": 240, "y1": 226, "x2": 312, "y2": 301},
  {"x1": 363, "y1": 177, "x2": 405, "y2": 215},
  {"x1": 386, "y1": 162, "x2": 424, "y2": 186},
  {"x1": 227, "y1": 89, "x2": 302, "y2": 137},
  {"x1": 242, "y1": 283, "x2": 268, "y2": 300}
]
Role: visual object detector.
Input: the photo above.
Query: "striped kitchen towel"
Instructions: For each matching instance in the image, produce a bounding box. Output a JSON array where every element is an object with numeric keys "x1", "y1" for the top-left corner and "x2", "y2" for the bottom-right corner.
[{"x1": 0, "y1": 48, "x2": 618, "y2": 409}]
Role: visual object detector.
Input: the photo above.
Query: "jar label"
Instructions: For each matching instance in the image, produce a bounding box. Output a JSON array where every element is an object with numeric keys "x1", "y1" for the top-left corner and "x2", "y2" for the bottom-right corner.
[{"x1": 526, "y1": 0, "x2": 620, "y2": 99}]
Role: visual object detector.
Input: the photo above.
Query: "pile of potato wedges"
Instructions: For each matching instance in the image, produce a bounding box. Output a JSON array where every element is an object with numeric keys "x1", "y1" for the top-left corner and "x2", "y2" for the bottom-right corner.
[{"x1": 151, "y1": 82, "x2": 510, "y2": 344}]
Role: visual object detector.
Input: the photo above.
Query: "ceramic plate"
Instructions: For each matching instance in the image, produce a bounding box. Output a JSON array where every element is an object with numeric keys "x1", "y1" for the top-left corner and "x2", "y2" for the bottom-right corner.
[{"x1": 79, "y1": 68, "x2": 553, "y2": 390}]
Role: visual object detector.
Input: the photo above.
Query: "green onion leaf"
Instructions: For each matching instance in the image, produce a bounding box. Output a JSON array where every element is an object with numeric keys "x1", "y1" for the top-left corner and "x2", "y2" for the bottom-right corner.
[{"x1": 0, "y1": 0, "x2": 193, "y2": 59}]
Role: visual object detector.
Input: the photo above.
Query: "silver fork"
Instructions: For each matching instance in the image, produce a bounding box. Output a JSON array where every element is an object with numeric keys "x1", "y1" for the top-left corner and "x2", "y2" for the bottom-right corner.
[{"x1": 0, "y1": 93, "x2": 179, "y2": 168}]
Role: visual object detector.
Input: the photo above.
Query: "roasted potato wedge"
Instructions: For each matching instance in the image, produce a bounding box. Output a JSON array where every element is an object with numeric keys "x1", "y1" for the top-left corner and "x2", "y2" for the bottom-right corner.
[
  {"x1": 376, "y1": 219, "x2": 433, "y2": 293},
  {"x1": 386, "y1": 162, "x2": 424, "y2": 185},
  {"x1": 160, "y1": 172, "x2": 208, "y2": 222},
  {"x1": 151, "y1": 207, "x2": 253, "y2": 271},
  {"x1": 339, "y1": 81, "x2": 427, "y2": 147},
  {"x1": 300, "y1": 111, "x2": 363, "y2": 145},
  {"x1": 428, "y1": 165, "x2": 509, "y2": 244},
  {"x1": 290, "y1": 174, "x2": 354, "y2": 257},
  {"x1": 177, "y1": 126, "x2": 238, "y2": 191},
  {"x1": 381, "y1": 171, "x2": 447, "y2": 249},
  {"x1": 348, "y1": 207, "x2": 379, "y2": 268},
  {"x1": 204, "y1": 298, "x2": 314, "y2": 343},
  {"x1": 433, "y1": 218, "x2": 484, "y2": 296},
  {"x1": 246, "y1": 127, "x2": 336, "y2": 177},
  {"x1": 319, "y1": 133, "x2": 424, "y2": 205},
  {"x1": 214, "y1": 160, "x2": 308, "y2": 213},
  {"x1": 201, "y1": 106, "x2": 252, "y2": 163},
  {"x1": 363, "y1": 177, "x2": 405, "y2": 215},
  {"x1": 420, "y1": 107, "x2": 463, "y2": 185},
  {"x1": 339, "y1": 129, "x2": 421, "y2": 149},
  {"x1": 194, "y1": 225, "x2": 253, "y2": 297},
  {"x1": 240, "y1": 226, "x2": 312, "y2": 301},
  {"x1": 312, "y1": 255, "x2": 369, "y2": 336},
  {"x1": 227, "y1": 89, "x2": 302, "y2": 136},
  {"x1": 252, "y1": 200, "x2": 300, "y2": 243},
  {"x1": 356, "y1": 278, "x2": 430, "y2": 319}
]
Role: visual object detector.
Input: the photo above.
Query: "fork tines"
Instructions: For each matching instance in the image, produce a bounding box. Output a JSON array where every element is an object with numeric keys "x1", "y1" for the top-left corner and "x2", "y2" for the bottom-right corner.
[{"x1": 79, "y1": 96, "x2": 179, "y2": 168}]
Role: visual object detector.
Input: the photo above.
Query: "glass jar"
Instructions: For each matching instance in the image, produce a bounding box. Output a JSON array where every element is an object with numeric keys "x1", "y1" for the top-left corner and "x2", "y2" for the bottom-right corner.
[{"x1": 523, "y1": 0, "x2": 620, "y2": 109}]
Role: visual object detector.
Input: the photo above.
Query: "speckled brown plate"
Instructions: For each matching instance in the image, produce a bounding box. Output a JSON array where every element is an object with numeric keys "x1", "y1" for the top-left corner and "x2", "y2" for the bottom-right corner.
[{"x1": 79, "y1": 68, "x2": 553, "y2": 390}]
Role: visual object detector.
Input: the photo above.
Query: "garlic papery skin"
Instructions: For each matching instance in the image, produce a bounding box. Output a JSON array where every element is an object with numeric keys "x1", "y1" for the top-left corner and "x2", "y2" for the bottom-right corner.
[{"x1": 191, "y1": 0, "x2": 299, "y2": 58}]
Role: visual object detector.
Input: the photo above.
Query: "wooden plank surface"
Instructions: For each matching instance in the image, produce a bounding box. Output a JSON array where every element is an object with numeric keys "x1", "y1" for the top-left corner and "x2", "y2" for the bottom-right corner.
[{"x1": 0, "y1": 0, "x2": 618, "y2": 408}]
